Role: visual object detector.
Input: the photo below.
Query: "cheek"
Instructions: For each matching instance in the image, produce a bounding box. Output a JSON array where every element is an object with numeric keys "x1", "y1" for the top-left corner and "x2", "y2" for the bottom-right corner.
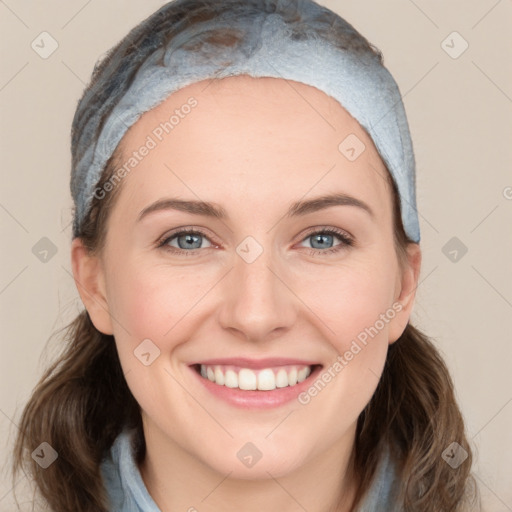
[
  {"x1": 107, "y1": 260, "x2": 197, "y2": 333},
  {"x1": 104, "y1": 259, "x2": 223, "y2": 369},
  {"x1": 103, "y1": 262, "x2": 206, "y2": 414},
  {"x1": 293, "y1": 261, "x2": 396, "y2": 402},
  {"x1": 296, "y1": 260, "x2": 397, "y2": 346},
  {"x1": 291, "y1": 269, "x2": 392, "y2": 418},
  {"x1": 263, "y1": 265, "x2": 396, "y2": 462}
]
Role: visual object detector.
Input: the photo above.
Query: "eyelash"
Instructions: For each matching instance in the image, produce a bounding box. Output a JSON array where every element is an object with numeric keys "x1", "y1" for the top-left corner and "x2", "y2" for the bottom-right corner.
[{"x1": 156, "y1": 226, "x2": 354, "y2": 257}]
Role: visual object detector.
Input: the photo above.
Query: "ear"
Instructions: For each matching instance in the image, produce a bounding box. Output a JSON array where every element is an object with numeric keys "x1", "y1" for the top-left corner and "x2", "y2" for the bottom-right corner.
[
  {"x1": 388, "y1": 243, "x2": 422, "y2": 344},
  {"x1": 70, "y1": 237, "x2": 114, "y2": 335}
]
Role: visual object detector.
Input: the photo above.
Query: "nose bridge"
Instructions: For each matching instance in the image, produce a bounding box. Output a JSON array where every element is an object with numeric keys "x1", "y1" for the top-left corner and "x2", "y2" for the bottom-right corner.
[{"x1": 218, "y1": 233, "x2": 296, "y2": 341}]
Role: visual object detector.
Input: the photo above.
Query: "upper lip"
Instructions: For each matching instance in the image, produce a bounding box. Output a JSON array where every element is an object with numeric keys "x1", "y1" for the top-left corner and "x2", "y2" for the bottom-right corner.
[{"x1": 190, "y1": 357, "x2": 321, "y2": 369}]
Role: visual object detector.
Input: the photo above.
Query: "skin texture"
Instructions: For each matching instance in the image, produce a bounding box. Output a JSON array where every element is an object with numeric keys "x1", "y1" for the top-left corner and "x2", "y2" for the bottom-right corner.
[{"x1": 71, "y1": 75, "x2": 421, "y2": 512}]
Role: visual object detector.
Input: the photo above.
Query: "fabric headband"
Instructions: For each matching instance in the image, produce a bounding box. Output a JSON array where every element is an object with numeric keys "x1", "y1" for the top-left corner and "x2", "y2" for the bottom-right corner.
[{"x1": 70, "y1": 0, "x2": 421, "y2": 243}]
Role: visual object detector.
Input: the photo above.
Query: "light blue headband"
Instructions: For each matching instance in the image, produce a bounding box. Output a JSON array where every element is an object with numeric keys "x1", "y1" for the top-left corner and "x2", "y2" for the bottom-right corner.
[{"x1": 71, "y1": 0, "x2": 420, "y2": 243}]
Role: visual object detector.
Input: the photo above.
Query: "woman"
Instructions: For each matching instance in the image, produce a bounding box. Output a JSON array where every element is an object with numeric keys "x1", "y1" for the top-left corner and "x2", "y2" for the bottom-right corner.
[{"x1": 13, "y1": 1, "x2": 480, "y2": 510}]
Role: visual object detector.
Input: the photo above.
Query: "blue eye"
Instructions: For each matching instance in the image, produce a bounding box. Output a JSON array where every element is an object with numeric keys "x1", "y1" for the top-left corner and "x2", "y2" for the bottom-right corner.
[
  {"x1": 299, "y1": 227, "x2": 354, "y2": 255},
  {"x1": 158, "y1": 229, "x2": 213, "y2": 254},
  {"x1": 157, "y1": 226, "x2": 354, "y2": 256}
]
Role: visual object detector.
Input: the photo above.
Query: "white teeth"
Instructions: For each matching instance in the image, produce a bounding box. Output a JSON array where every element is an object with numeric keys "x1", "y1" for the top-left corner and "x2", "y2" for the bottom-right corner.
[
  {"x1": 198, "y1": 364, "x2": 313, "y2": 390},
  {"x1": 297, "y1": 367, "x2": 309, "y2": 383},
  {"x1": 238, "y1": 368, "x2": 257, "y2": 390},
  {"x1": 224, "y1": 369, "x2": 238, "y2": 388},
  {"x1": 257, "y1": 369, "x2": 276, "y2": 390},
  {"x1": 275, "y1": 368, "x2": 289, "y2": 388},
  {"x1": 214, "y1": 366, "x2": 225, "y2": 386},
  {"x1": 288, "y1": 367, "x2": 298, "y2": 386}
]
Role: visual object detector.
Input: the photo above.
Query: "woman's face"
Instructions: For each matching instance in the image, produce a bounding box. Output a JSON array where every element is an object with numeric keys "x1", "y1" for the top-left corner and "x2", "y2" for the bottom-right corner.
[{"x1": 73, "y1": 75, "x2": 420, "y2": 479}]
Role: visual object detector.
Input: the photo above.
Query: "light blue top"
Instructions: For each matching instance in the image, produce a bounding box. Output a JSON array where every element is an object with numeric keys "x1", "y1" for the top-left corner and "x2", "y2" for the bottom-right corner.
[{"x1": 100, "y1": 428, "x2": 402, "y2": 511}]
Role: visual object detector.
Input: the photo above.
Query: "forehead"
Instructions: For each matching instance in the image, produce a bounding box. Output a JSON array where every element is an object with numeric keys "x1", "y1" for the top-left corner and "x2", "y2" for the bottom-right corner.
[{"x1": 114, "y1": 75, "x2": 392, "y2": 221}]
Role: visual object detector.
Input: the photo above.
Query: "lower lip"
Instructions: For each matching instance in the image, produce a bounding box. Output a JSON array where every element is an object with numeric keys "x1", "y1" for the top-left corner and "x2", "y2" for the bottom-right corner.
[{"x1": 189, "y1": 364, "x2": 323, "y2": 409}]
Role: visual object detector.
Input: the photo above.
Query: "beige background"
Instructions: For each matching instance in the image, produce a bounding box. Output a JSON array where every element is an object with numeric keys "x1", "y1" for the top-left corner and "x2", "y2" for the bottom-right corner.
[{"x1": 1, "y1": 0, "x2": 511, "y2": 510}]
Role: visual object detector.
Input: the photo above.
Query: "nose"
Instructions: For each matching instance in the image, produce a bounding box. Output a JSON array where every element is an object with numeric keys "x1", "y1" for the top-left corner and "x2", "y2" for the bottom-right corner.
[{"x1": 217, "y1": 241, "x2": 298, "y2": 343}]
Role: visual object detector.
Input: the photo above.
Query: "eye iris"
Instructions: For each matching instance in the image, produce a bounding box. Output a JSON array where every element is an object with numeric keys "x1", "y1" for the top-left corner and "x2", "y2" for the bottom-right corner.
[
  {"x1": 311, "y1": 233, "x2": 333, "y2": 249},
  {"x1": 178, "y1": 233, "x2": 202, "y2": 249}
]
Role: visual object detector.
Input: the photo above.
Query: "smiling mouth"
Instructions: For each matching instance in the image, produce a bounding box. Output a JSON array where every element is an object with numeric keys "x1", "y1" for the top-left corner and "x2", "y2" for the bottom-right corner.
[{"x1": 192, "y1": 363, "x2": 322, "y2": 391}]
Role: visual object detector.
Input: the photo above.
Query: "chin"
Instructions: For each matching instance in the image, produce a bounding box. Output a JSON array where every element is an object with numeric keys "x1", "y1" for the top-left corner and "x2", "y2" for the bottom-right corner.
[{"x1": 202, "y1": 445, "x2": 306, "y2": 480}]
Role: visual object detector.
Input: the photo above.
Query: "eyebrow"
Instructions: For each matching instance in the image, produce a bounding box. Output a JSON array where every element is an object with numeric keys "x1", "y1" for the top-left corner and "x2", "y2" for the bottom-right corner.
[{"x1": 137, "y1": 192, "x2": 375, "y2": 222}]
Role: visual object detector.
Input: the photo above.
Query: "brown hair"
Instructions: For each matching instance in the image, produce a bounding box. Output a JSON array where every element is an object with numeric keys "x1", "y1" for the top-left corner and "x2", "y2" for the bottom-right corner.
[{"x1": 12, "y1": 1, "x2": 480, "y2": 511}]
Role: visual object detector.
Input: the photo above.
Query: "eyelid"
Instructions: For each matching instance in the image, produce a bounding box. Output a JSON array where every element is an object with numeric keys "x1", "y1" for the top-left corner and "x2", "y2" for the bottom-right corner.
[{"x1": 300, "y1": 225, "x2": 354, "y2": 243}]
